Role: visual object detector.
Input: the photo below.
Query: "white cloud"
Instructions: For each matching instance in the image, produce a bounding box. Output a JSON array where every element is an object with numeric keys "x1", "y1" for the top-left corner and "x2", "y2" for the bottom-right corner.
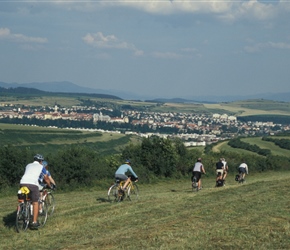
[
  {"x1": 0, "y1": 27, "x2": 47, "y2": 43},
  {"x1": 47, "y1": 0, "x2": 288, "y2": 21},
  {"x1": 152, "y1": 51, "x2": 184, "y2": 59},
  {"x1": 244, "y1": 40, "x2": 290, "y2": 53},
  {"x1": 82, "y1": 32, "x2": 144, "y2": 56}
]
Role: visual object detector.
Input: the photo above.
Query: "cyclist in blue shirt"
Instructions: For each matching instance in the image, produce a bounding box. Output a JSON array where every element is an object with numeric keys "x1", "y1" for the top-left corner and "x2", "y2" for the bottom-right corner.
[
  {"x1": 115, "y1": 159, "x2": 138, "y2": 191},
  {"x1": 38, "y1": 161, "x2": 56, "y2": 214},
  {"x1": 39, "y1": 161, "x2": 56, "y2": 190}
]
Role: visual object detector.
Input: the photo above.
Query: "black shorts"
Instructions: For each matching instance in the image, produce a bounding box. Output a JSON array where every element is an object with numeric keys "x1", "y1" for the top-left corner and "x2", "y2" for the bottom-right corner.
[
  {"x1": 238, "y1": 167, "x2": 247, "y2": 174},
  {"x1": 192, "y1": 171, "x2": 202, "y2": 182}
]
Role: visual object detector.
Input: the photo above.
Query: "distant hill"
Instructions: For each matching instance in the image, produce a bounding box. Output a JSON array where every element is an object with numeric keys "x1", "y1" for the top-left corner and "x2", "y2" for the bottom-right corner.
[
  {"x1": 0, "y1": 85, "x2": 122, "y2": 100},
  {"x1": 0, "y1": 81, "x2": 289, "y2": 102}
]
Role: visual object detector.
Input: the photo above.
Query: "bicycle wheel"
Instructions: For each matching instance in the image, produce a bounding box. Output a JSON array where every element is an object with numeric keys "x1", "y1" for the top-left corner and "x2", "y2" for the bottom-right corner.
[
  {"x1": 15, "y1": 202, "x2": 30, "y2": 233},
  {"x1": 128, "y1": 183, "x2": 139, "y2": 201},
  {"x1": 46, "y1": 192, "x2": 55, "y2": 216},
  {"x1": 108, "y1": 184, "x2": 119, "y2": 202},
  {"x1": 192, "y1": 177, "x2": 198, "y2": 192},
  {"x1": 38, "y1": 200, "x2": 48, "y2": 227}
]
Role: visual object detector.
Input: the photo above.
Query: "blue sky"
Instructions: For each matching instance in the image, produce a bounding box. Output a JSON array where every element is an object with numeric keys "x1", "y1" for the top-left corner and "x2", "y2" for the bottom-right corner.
[{"x1": 0, "y1": 0, "x2": 290, "y2": 99}]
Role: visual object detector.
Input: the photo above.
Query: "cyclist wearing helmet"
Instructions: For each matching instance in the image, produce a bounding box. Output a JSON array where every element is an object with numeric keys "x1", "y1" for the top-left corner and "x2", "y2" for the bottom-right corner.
[
  {"x1": 20, "y1": 154, "x2": 49, "y2": 229},
  {"x1": 39, "y1": 161, "x2": 56, "y2": 190},
  {"x1": 115, "y1": 159, "x2": 138, "y2": 192}
]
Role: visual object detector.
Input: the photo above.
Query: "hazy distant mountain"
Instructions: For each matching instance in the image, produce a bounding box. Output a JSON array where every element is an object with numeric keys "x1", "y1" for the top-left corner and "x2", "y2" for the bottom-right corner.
[{"x1": 0, "y1": 81, "x2": 289, "y2": 102}]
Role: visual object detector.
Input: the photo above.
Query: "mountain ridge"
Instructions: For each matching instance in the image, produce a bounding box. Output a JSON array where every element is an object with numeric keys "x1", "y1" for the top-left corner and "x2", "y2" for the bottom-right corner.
[{"x1": 0, "y1": 81, "x2": 289, "y2": 103}]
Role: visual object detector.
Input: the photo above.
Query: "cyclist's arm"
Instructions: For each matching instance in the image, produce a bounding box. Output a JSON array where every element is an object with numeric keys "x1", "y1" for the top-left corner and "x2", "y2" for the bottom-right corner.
[
  {"x1": 48, "y1": 176, "x2": 56, "y2": 185},
  {"x1": 128, "y1": 166, "x2": 138, "y2": 180}
]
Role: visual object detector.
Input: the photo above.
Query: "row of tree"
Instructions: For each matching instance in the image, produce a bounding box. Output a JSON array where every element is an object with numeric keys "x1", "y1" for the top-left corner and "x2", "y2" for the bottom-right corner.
[
  {"x1": 1, "y1": 137, "x2": 290, "y2": 191},
  {"x1": 228, "y1": 138, "x2": 271, "y2": 156},
  {"x1": 262, "y1": 137, "x2": 290, "y2": 150}
]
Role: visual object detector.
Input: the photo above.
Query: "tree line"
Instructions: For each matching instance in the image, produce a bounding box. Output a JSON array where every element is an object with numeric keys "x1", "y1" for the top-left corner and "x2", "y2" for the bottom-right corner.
[
  {"x1": 262, "y1": 137, "x2": 290, "y2": 150},
  {"x1": 228, "y1": 138, "x2": 271, "y2": 156},
  {"x1": 1, "y1": 136, "x2": 290, "y2": 191}
]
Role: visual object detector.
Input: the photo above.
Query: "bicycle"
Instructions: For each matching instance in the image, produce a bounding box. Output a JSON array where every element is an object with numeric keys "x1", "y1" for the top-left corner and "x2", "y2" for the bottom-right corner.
[
  {"x1": 108, "y1": 177, "x2": 139, "y2": 202},
  {"x1": 15, "y1": 187, "x2": 48, "y2": 232},
  {"x1": 235, "y1": 173, "x2": 246, "y2": 184},
  {"x1": 191, "y1": 176, "x2": 198, "y2": 192},
  {"x1": 41, "y1": 185, "x2": 56, "y2": 216}
]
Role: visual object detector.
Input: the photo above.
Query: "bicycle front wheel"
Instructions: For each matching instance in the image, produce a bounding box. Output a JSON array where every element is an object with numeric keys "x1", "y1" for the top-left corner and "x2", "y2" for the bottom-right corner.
[
  {"x1": 108, "y1": 184, "x2": 118, "y2": 202},
  {"x1": 128, "y1": 183, "x2": 139, "y2": 201},
  {"x1": 38, "y1": 200, "x2": 48, "y2": 227},
  {"x1": 46, "y1": 192, "x2": 55, "y2": 216},
  {"x1": 15, "y1": 203, "x2": 30, "y2": 233}
]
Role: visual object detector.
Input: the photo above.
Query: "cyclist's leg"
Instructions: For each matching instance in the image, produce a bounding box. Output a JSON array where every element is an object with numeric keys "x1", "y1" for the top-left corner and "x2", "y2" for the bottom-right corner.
[
  {"x1": 223, "y1": 170, "x2": 227, "y2": 180},
  {"x1": 196, "y1": 172, "x2": 202, "y2": 190},
  {"x1": 122, "y1": 177, "x2": 131, "y2": 190},
  {"x1": 115, "y1": 174, "x2": 128, "y2": 190}
]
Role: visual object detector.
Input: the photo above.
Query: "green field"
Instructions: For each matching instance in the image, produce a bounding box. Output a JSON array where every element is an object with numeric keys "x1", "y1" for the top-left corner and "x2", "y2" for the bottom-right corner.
[
  {"x1": 204, "y1": 99, "x2": 290, "y2": 116},
  {"x1": 213, "y1": 137, "x2": 290, "y2": 157},
  {"x1": 0, "y1": 123, "x2": 140, "y2": 155},
  {"x1": 1, "y1": 171, "x2": 289, "y2": 249}
]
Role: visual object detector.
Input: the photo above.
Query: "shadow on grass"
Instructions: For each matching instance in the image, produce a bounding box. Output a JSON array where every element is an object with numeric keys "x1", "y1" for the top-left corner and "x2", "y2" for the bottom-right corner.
[
  {"x1": 3, "y1": 210, "x2": 17, "y2": 229},
  {"x1": 96, "y1": 197, "x2": 110, "y2": 203}
]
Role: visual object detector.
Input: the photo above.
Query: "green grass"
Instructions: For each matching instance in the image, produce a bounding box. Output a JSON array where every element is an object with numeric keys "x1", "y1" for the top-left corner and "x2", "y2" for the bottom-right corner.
[
  {"x1": 212, "y1": 140, "x2": 259, "y2": 156},
  {"x1": 241, "y1": 137, "x2": 290, "y2": 157},
  {"x1": 213, "y1": 137, "x2": 290, "y2": 157},
  {"x1": 0, "y1": 123, "x2": 138, "y2": 155},
  {"x1": 1, "y1": 171, "x2": 289, "y2": 249}
]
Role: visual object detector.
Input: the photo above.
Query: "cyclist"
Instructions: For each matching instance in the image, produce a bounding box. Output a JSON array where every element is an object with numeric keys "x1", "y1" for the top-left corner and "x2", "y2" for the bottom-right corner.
[
  {"x1": 20, "y1": 154, "x2": 49, "y2": 229},
  {"x1": 238, "y1": 161, "x2": 249, "y2": 181},
  {"x1": 192, "y1": 157, "x2": 206, "y2": 191},
  {"x1": 115, "y1": 159, "x2": 138, "y2": 193},
  {"x1": 39, "y1": 161, "x2": 56, "y2": 214},
  {"x1": 215, "y1": 158, "x2": 224, "y2": 186},
  {"x1": 39, "y1": 160, "x2": 56, "y2": 189},
  {"x1": 222, "y1": 158, "x2": 228, "y2": 181}
]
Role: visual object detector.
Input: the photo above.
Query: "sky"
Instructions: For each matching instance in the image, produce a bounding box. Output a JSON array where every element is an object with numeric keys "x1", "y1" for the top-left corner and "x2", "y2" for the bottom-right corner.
[{"x1": 0, "y1": 0, "x2": 290, "y2": 99}]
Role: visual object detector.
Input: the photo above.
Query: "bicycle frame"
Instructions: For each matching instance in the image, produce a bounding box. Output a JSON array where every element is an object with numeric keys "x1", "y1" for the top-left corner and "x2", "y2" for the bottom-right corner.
[{"x1": 108, "y1": 178, "x2": 139, "y2": 202}]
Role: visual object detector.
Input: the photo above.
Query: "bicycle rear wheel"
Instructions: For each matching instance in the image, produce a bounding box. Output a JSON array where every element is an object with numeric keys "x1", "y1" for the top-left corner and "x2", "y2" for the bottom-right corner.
[
  {"x1": 108, "y1": 184, "x2": 119, "y2": 202},
  {"x1": 46, "y1": 192, "x2": 55, "y2": 216},
  {"x1": 192, "y1": 177, "x2": 198, "y2": 192},
  {"x1": 15, "y1": 203, "x2": 30, "y2": 233},
  {"x1": 128, "y1": 183, "x2": 139, "y2": 201},
  {"x1": 38, "y1": 200, "x2": 48, "y2": 227}
]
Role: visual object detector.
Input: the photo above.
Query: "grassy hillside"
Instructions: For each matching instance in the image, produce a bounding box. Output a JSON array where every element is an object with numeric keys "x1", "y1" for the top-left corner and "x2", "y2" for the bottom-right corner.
[
  {"x1": 212, "y1": 137, "x2": 290, "y2": 157},
  {"x1": 0, "y1": 123, "x2": 140, "y2": 155},
  {"x1": 0, "y1": 171, "x2": 289, "y2": 249},
  {"x1": 204, "y1": 99, "x2": 290, "y2": 116}
]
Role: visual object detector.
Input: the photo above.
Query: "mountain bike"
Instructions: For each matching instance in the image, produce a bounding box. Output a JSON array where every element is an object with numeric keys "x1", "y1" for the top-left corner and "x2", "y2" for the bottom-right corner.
[
  {"x1": 191, "y1": 176, "x2": 198, "y2": 192},
  {"x1": 15, "y1": 188, "x2": 48, "y2": 232},
  {"x1": 235, "y1": 173, "x2": 246, "y2": 184},
  {"x1": 108, "y1": 178, "x2": 139, "y2": 202},
  {"x1": 41, "y1": 186, "x2": 56, "y2": 216}
]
